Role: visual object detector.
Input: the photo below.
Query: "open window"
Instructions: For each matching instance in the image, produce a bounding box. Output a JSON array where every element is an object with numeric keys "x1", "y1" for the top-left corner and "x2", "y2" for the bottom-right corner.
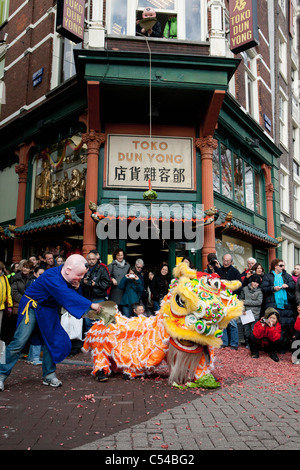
[{"x1": 106, "y1": 0, "x2": 204, "y2": 41}]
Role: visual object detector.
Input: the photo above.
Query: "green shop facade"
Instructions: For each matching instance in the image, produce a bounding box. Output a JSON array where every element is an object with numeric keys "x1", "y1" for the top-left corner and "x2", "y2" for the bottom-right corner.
[{"x1": 0, "y1": 49, "x2": 281, "y2": 273}]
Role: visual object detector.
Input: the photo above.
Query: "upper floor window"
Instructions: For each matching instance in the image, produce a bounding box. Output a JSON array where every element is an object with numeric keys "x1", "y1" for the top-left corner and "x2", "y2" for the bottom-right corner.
[
  {"x1": 279, "y1": 89, "x2": 288, "y2": 149},
  {"x1": 213, "y1": 140, "x2": 263, "y2": 215},
  {"x1": 241, "y1": 50, "x2": 259, "y2": 120},
  {"x1": 280, "y1": 166, "x2": 290, "y2": 215},
  {"x1": 0, "y1": 0, "x2": 9, "y2": 25},
  {"x1": 106, "y1": 0, "x2": 205, "y2": 41}
]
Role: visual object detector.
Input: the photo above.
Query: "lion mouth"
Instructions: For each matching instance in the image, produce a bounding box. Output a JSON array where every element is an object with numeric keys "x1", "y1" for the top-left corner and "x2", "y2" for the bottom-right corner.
[{"x1": 169, "y1": 337, "x2": 203, "y2": 353}]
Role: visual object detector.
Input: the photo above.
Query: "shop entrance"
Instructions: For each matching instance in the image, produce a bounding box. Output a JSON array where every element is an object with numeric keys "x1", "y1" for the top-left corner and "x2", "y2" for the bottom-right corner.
[{"x1": 126, "y1": 239, "x2": 169, "y2": 271}]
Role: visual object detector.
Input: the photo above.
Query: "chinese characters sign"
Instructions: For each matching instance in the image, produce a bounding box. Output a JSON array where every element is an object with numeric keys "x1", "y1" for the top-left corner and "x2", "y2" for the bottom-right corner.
[
  {"x1": 106, "y1": 135, "x2": 194, "y2": 191},
  {"x1": 229, "y1": 0, "x2": 259, "y2": 54}
]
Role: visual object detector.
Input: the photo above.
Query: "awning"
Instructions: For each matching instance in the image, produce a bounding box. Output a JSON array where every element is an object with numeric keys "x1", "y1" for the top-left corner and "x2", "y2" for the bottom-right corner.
[
  {"x1": 215, "y1": 211, "x2": 278, "y2": 248},
  {"x1": 89, "y1": 201, "x2": 219, "y2": 226},
  {"x1": 13, "y1": 207, "x2": 82, "y2": 236}
]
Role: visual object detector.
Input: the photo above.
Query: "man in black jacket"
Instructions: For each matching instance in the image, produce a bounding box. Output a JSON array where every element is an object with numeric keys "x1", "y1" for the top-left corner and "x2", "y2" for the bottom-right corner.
[
  {"x1": 81, "y1": 251, "x2": 112, "y2": 332},
  {"x1": 214, "y1": 253, "x2": 242, "y2": 350}
]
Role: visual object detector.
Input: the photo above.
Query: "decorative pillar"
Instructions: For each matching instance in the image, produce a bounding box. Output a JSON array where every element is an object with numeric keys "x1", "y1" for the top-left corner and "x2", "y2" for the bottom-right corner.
[
  {"x1": 196, "y1": 136, "x2": 218, "y2": 268},
  {"x1": 81, "y1": 130, "x2": 105, "y2": 257},
  {"x1": 12, "y1": 142, "x2": 35, "y2": 262},
  {"x1": 261, "y1": 164, "x2": 276, "y2": 262}
]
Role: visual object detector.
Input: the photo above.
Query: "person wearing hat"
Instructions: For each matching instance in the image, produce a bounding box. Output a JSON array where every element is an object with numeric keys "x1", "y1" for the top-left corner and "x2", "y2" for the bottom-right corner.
[
  {"x1": 248, "y1": 307, "x2": 284, "y2": 362},
  {"x1": 239, "y1": 274, "x2": 263, "y2": 347}
]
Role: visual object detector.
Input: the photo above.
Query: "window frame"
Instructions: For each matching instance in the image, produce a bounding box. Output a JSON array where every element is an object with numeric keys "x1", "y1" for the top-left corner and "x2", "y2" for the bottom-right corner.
[
  {"x1": 213, "y1": 139, "x2": 263, "y2": 214},
  {"x1": 105, "y1": 0, "x2": 207, "y2": 41}
]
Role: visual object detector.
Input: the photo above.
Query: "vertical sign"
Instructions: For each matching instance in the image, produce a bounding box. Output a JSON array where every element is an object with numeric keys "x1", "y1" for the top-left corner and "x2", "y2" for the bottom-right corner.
[
  {"x1": 56, "y1": 0, "x2": 85, "y2": 44},
  {"x1": 229, "y1": 0, "x2": 259, "y2": 54}
]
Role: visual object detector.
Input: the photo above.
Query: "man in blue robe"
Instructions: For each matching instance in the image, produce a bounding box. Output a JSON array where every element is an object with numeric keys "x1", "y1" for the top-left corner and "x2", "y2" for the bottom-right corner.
[{"x1": 0, "y1": 255, "x2": 103, "y2": 390}]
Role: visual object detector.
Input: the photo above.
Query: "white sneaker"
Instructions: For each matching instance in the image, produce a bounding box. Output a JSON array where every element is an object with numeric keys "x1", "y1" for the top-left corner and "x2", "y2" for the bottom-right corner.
[
  {"x1": 0, "y1": 379, "x2": 4, "y2": 391},
  {"x1": 42, "y1": 377, "x2": 62, "y2": 388}
]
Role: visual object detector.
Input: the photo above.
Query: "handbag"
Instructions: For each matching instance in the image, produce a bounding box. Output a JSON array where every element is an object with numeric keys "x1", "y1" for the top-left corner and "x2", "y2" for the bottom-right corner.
[{"x1": 61, "y1": 308, "x2": 83, "y2": 340}]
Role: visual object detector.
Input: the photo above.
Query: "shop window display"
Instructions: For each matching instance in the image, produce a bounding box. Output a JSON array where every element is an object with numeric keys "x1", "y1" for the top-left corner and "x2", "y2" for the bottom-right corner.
[{"x1": 33, "y1": 133, "x2": 87, "y2": 211}]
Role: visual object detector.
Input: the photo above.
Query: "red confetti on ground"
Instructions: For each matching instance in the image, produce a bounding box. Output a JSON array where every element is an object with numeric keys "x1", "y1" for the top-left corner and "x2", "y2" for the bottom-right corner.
[{"x1": 213, "y1": 347, "x2": 300, "y2": 391}]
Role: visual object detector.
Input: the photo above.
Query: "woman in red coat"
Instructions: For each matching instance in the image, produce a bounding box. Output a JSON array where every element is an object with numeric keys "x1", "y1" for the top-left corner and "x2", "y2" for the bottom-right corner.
[
  {"x1": 249, "y1": 307, "x2": 284, "y2": 362},
  {"x1": 292, "y1": 314, "x2": 300, "y2": 365}
]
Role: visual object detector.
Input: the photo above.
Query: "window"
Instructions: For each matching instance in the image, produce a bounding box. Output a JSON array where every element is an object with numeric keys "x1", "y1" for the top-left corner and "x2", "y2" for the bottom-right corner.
[
  {"x1": 215, "y1": 141, "x2": 262, "y2": 213},
  {"x1": 245, "y1": 162, "x2": 254, "y2": 211},
  {"x1": 213, "y1": 145, "x2": 220, "y2": 192},
  {"x1": 32, "y1": 132, "x2": 87, "y2": 212},
  {"x1": 278, "y1": 0, "x2": 286, "y2": 15},
  {"x1": 61, "y1": 39, "x2": 82, "y2": 82},
  {"x1": 293, "y1": 126, "x2": 300, "y2": 162},
  {"x1": 220, "y1": 143, "x2": 232, "y2": 199},
  {"x1": 106, "y1": 0, "x2": 205, "y2": 41},
  {"x1": 280, "y1": 168, "x2": 290, "y2": 215},
  {"x1": 233, "y1": 154, "x2": 244, "y2": 206},
  {"x1": 254, "y1": 171, "x2": 262, "y2": 215},
  {"x1": 279, "y1": 29, "x2": 287, "y2": 79},
  {"x1": 295, "y1": 247, "x2": 300, "y2": 264},
  {"x1": 52, "y1": 35, "x2": 82, "y2": 88},
  {"x1": 294, "y1": 184, "x2": 300, "y2": 222},
  {"x1": 241, "y1": 50, "x2": 258, "y2": 120},
  {"x1": 0, "y1": 0, "x2": 9, "y2": 25},
  {"x1": 279, "y1": 90, "x2": 288, "y2": 149}
]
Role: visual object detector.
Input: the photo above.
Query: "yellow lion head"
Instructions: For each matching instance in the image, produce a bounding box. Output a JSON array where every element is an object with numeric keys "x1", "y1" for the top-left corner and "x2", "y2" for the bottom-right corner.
[{"x1": 161, "y1": 262, "x2": 243, "y2": 351}]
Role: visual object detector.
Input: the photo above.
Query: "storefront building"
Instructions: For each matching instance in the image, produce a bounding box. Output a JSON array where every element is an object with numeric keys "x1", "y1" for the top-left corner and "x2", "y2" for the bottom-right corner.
[{"x1": 0, "y1": 0, "x2": 282, "y2": 272}]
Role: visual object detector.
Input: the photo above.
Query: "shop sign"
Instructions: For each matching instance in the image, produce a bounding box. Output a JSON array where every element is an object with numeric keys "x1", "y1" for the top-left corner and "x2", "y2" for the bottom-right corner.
[
  {"x1": 56, "y1": 0, "x2": 85, "y2": 44},
  {"x1": 106, "y1": 135, "x2": 194, "y2": 191},
  {"x1": 229, "y1": 0, "x2": 259, "y2": 54}
]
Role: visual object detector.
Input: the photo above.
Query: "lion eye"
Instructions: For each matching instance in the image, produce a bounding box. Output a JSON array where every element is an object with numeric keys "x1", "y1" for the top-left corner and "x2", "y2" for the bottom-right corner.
[{"x1": 175, "y1": 294, "x2": 185, "y2": 308}]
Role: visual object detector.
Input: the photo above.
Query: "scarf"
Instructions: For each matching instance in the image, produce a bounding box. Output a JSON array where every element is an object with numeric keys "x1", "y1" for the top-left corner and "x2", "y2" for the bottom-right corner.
[
  {"x1": 115, "y1": 259, "x2": 126, "y2": 267},
  {"x1": 272, "y1": 270, "x2": 287, "y2": 309}
]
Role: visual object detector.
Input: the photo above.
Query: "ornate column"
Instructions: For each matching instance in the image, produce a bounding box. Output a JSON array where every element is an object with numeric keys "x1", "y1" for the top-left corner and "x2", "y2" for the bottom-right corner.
[
  {"x1": 12, "y1": 142, "x2": 35, "y2": 262},
  {"x1": 261, "y1": 164, "x2": 276, "y2": 261},
  {"x1": 82, "y1": 130, "x2": 106, "y2": 257},
  {"x1": 196, "y1": 136, "x2": 218, "y2": 268}
]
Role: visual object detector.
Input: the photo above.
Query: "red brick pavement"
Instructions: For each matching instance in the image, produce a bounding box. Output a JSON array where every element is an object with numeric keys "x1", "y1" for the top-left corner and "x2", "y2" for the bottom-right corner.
[{"x1": 0, "y1": 355, "x2": 202, "y2": 450}]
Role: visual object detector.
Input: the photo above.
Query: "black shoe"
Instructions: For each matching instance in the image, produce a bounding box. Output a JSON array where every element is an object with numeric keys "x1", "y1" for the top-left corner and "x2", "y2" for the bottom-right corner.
[
  {"x1": 251, "y1": 352, "x2": 259, "y2": 358},
  {"x1": 270, "y1": 352, "x2": 279, "y2": 362},
  {"x1": 96, "y1": 370, "x2": 108, "y2": 382}
]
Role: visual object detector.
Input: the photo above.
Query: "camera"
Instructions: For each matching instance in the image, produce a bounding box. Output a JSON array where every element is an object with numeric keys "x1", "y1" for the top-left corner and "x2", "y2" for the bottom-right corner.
[
  {"x1": 209, "y1": 258, "x2": 218, "y2": 267},
  {"x1": 128, "y1": 274, "x2": 135, "y2": 279}
]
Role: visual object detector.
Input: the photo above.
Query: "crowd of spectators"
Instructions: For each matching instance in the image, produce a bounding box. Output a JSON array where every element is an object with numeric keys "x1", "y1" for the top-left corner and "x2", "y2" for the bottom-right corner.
[{"x1": 1, "y1": 248, "x2": 300, "y2": 366}]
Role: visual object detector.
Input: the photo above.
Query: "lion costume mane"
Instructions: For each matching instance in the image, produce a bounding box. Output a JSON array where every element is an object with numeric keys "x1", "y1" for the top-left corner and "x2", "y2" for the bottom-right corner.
[{"x1": 82, "y1": 263, "x2": 243, "y2": 384}]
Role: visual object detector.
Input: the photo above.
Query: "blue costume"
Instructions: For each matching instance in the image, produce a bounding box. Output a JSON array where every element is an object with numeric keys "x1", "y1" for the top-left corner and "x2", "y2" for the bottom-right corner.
[{"x1": 0, "y1": 266, "x2": 92, "y2": 382}]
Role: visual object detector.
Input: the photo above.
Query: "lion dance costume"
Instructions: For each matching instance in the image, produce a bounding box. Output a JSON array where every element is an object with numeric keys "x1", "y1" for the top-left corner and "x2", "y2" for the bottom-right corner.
[{"x1": 83, "y1": 263, "x2": 243, "y2": 384}]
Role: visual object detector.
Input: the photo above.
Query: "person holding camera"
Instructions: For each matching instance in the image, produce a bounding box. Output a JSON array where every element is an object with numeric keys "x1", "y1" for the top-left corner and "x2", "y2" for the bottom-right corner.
[
  {"x1": 81, "y1": 251, "x2": 112, "y2": 332},
  {"x1": 207, "y1": 253, "x2": 242, "y2": 349},
  {"x1": 118, "y1": 268, "x2": 144, "y2": 318},
  {"x1": 248, "y1": 307, "x2": 284, "y2": 362},
  {"x1": 241, "y1": 257, "x2": 257, "y2": 283},
  {"x1": 261, "y1": 258, "x2": 295, "y2": 353}
]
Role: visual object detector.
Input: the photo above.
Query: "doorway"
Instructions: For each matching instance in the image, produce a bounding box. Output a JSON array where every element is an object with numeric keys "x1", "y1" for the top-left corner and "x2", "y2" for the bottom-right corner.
[{"x1": 126, "y1": 239, "x2": 169, "y2": 271}]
